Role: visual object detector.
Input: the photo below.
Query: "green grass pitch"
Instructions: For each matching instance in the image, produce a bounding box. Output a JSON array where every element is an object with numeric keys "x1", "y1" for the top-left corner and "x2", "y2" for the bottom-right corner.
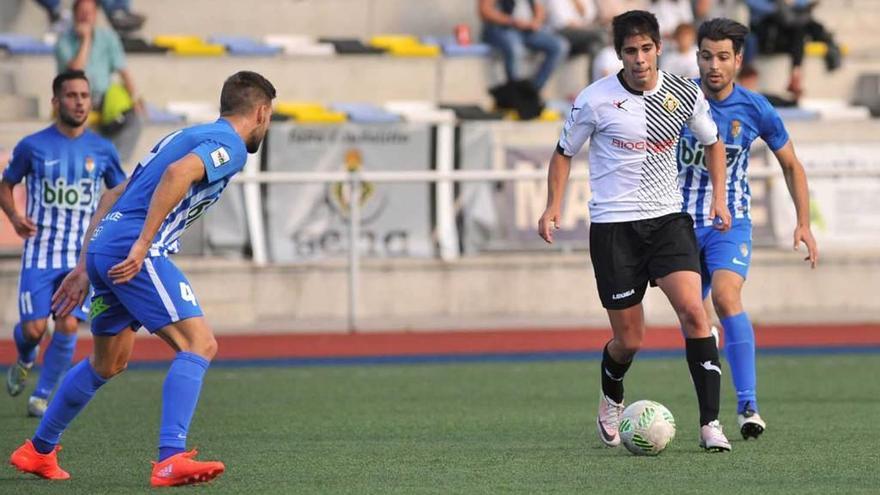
[{"x1": 2, "y1": 353, "x2": 879, "y2": 494}]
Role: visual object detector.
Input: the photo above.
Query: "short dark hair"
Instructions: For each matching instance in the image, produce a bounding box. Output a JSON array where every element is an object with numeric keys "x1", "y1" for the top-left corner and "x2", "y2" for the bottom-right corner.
[
  {"x1": 697, "y1": 18, "x2": 750, "y2": 55},
  {"x1": 219, "y1": 71, "x2": 277, "y2": 116},
  {"x1": 612, "y1": 10, "x2": 661, "y2": 54},
  {"x1": 52, "y1": 70, "x2": 89, "y2": 97}
]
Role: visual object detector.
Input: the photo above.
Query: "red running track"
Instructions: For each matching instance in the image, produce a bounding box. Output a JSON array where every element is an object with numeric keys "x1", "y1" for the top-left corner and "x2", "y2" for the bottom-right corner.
[{"x1": 1, "y1": 324, "x2": 879, "y2": 365}]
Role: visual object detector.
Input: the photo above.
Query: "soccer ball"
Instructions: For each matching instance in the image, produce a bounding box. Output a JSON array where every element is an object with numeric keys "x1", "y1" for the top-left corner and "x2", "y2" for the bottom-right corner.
[{"x1": 618, "y1": 400, "x2": 676, "y2": 456}]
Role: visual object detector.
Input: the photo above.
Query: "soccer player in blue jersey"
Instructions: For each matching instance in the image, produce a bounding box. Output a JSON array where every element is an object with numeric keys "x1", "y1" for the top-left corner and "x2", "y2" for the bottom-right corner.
[
  {"x1": 10, "y1": 71, "x2": 276, "y2": 487},
  {"x1": 677, "y1": 18, "x2": 818, "y2": 440},
  {"x1": 2, "y1": 70, "x2": 126, "y2": 418}
]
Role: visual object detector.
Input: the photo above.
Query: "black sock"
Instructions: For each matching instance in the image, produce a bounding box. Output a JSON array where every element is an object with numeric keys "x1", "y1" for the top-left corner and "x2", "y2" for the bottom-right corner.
[
  {"x1": 601, "y1": 342, "x2": 631, "y2": 404},
  {"x1": 686, "y1": 336, "x2": 722, "y2": 426}
]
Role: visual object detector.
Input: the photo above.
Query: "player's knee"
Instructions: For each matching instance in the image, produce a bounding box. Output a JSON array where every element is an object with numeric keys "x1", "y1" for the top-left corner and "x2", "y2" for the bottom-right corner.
[
  {"x1": 189, "y1": 334, "x2": 218, "y2": 361},
  {"x1": 93, "y1": 360, "x2": 128, "y2": 380},
  {"x1": 678, "y1": 302, "x2": 708, "y2": 333},
  {"x1": 54, "y1": 316, "x2": 80, "y2": 335},
  {"x1": 614, "y1": 333, "x2": 643, "y2": 357},
  {"x1": 21, "y1": 320, "x2": 48, "y2": 341},
  {"x1": 711, "y1": 290, "x2": 742, "y2": 318}
]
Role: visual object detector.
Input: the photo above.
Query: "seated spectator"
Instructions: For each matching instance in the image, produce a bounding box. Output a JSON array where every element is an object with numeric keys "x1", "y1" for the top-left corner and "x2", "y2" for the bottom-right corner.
[
  {"x1": 55, "y1": 0, "x2": 143, "y2": 161},
  {"x1": 648, "y1": 0, "x2": 694, "y2": 41},
  {"x1": 34, "y1": 0, "x2": 145, "y2": 34},
  {"x1": 661, "y1": 23, "x2": 699, "y2": 78},
  {"x1": 745, "y1": 0, "x2": 842, "y2": 99},
  {"x1": 591, "y1": 42, "x2": 623, "y2": 81},
  {"x1": 479, "y1": 0, "x2": 570, "y2": 91},
  {"x1": 738, "y1": 64, "x2": 798, "y2": 106},
  {"x1": 546, "y1": 0, "x2": 625, "y2": 82},
  {"x1": 693, "y1": 0, "x2": 750, "y2": 25}
]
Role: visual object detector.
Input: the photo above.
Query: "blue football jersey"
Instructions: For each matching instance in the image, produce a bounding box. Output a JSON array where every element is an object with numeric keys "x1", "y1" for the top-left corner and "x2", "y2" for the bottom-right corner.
[
  {"x1": 677, "y1": 82, "x2": 789, "y2": 227},
  {"x1": 89, "y1": 118, "x2": 247, "y2": 257},
  {"x1": 2, "y1": 126, "x2": 126, "y2": 269}
]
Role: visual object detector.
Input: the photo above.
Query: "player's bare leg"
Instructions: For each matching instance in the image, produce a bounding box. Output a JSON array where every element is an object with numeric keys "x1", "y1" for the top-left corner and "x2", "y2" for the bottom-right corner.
[
  {"x1": 150, "y1": 317, "x2": 224, "y2": 487},
  {"x1": 656, "y1": 270, "x2": 730, "y2": 452},
  {"x1": 597, "y1": 305, "x2": 646, "y2": 447},
  {"x1": 711, "y1": 269, "x2": 765, "y2": 439}
]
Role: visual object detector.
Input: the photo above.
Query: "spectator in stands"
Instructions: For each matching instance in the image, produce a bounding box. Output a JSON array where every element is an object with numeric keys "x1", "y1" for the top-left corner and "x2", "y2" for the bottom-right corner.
[
  {"x1": 648, "y1": 0, "x2": 694, "y2": 40},
  {"x1": 591, "y1": 42, "x2": 623, "y2": 81},
  {"x1": 661, "y1": 23, "x2": 700, "y2": 78},
  {"x1": 55, "y1": 0, "x2": 143, "y2": 162},
  {"x1": 693, "y1": 0, "x2": 749, "y2": 24},
  {"x1": 479, "y1": 0, "x2": 570, "y2": 91},
  {"x1": 546, "y1": 0, "x2": 626, "y2": 82},
  {"x1": 738, "y1": 64, "x2": 798, "y2": 106},
  {"x1": 34, "y1": 0, "x2": 145, "y2": 34},
  {"x1": 745, "y1": 0, "x2": 842, "y2": 99}
]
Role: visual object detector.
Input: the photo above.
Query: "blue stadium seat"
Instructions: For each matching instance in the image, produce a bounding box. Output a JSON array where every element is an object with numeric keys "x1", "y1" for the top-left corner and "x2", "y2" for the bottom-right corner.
[
  {"x1": 207, "y1": 35, "x2": 282, "y2": 56},
  {"x1": 0, "y1": 34, "x2": 53, "y2": 55}
]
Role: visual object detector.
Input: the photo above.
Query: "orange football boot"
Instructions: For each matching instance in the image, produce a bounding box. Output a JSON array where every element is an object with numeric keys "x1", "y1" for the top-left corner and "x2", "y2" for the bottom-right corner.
[
  {"x1": 150, "y1": 449, "x2": 225, "y2": 487},
  {"x1": 9, "y1": 439, "x2": 70, "y2": 480}
]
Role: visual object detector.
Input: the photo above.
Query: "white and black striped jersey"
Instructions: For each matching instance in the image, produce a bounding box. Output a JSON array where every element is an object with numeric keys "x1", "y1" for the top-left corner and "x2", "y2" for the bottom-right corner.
[{"x1": 557, "y1": 70, "x2": 718, "y2": 223}]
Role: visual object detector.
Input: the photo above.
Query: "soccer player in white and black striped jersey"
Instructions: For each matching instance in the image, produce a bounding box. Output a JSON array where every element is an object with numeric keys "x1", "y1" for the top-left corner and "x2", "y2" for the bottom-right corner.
[{"x1": 538, "y1": 10, "x2": 734, "y2": 451}]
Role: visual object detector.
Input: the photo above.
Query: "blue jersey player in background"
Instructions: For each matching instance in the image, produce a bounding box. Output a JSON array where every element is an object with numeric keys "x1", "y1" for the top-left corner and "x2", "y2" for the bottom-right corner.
[
  {"x1": 678, "y1": 19, "x2": 818, "y2": 440},
  {"x1": 10, "y1": 71, "x2": 276, "y2": 488},
  {"x1": 1, "y1": 71, "x2": 126, "y2": 418}
]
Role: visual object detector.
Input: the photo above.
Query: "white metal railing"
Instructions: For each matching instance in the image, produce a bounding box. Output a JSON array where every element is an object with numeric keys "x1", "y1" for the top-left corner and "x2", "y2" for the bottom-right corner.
[{"x1": 233, "y1": 150, "x2": 880, "y2": 331}]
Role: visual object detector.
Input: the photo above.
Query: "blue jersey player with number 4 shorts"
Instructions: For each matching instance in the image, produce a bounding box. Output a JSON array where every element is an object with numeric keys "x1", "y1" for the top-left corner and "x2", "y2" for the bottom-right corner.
[
  {"x1": 678, "y1": 19, "x2": 818, "y2": 440},
  {"x1": 1, "y1": 71, "x2": 126, "y2": 418},
  {"x1": 10, "y1": 71, "x2": 277, "y2": 488}
]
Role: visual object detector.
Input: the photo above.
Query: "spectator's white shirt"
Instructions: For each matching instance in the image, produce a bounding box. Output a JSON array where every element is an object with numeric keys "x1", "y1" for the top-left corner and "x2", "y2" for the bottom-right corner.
[
  {"x1": 512, "y1": 0, "x2": 537, "y2": 21},
  {"x1": 546, "y1": 0, "x2": 598, "y2": 30},
  {"x1": 661, "y1": 47, "x2": 699, "y2": 78},
  {"x1": 591, "y1": 46, "x2": 622, "y2": 81},
  {"x1": 649, "y1": 0, "x2": 694, "y2": 38}
]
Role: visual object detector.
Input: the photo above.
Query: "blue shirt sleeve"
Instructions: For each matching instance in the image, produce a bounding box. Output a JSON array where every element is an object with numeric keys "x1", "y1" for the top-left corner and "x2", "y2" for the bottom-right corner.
[
  {"x1": 192, "y1": 138, "x2": 247, "y2": 184},
  {"x1": 2, "y1": 140, "x2": 32, "y2": 184},
  {"x1": 102, "y1": 144, "x2": 127, "y2": 188},
  {"x1": 757, "y1": 97, "x2": 790, "y2": 152}
]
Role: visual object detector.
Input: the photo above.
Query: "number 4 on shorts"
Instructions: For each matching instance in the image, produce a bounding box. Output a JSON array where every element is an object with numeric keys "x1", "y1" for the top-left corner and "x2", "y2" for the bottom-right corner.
[{"x1": 179, "y1": 283, "x2": 198, "y2": 306}]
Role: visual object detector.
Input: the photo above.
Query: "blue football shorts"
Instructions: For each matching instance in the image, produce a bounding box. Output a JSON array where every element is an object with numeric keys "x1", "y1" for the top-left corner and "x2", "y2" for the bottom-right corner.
[
  {"x1": 17, "y1": 266, "x2": 90, "y2": 322},
  {"x1": 86, "y1": 252, "x2": 203, "y2": 336},
  {"x1": 694, "y1": 219, "x2": 753, "y2": 300}
]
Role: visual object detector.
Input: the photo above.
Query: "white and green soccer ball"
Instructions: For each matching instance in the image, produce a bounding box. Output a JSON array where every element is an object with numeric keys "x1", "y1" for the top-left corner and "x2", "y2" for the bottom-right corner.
[{"x1": 618, "y1": 400, "x2": 676, "y2": 456}]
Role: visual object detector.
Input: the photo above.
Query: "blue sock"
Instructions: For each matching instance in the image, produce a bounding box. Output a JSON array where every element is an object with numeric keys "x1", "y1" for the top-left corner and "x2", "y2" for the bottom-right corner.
[
  {"x1": 33, "y1": 359, "x2": 107, "y2": 454},
  {"x1": 158, "y1": 352, "x2": 209, "y2": 461},
  {"x1": 721, "y1": 312, "x2": 758, "y2": 413},
  {"x1": 13, "y1": 323, "x2": 39, "y2": 365},
  {"x1": 33, "y1": 332, "x2": 78, "y2": 399}
]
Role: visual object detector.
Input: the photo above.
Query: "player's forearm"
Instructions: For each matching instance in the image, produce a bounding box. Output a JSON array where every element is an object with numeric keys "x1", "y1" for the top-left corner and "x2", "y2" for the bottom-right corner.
[
  {"x1": 705, "y1": 140, "x2": 727, "y2": 202},
  {"x1": 546, "y1": 152, "x2": 572, "y2": 210},
  {"x1": 136, "y1": 163, "x2": 200, "y2": 249},
  {"x1": 782, "y1": 162, "x2": 811, "y2": 227},
  {"x1": 0, "y1": 182, "x2": 20, "y2": 221}
]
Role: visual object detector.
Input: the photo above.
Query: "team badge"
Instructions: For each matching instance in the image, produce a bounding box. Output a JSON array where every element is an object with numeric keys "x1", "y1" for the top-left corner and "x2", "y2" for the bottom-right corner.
[
  {"x1": 661, "y1": 93, "x2": 680, "y2": 113},
  {"x1": 85, "y1": 156, "x2": 95, "y2": 173},
  {"x1": 739, "y1": 243, "x2": 749, "y2": 258},
  {"x1": 731, "y1": 120, "x2": 741, "y2": 138}
]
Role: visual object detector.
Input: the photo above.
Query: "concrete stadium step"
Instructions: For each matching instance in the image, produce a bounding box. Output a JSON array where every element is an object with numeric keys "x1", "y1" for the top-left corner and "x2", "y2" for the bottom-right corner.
[{"x1": 0, "y1": 95, "x2": 39, "y2": 121}]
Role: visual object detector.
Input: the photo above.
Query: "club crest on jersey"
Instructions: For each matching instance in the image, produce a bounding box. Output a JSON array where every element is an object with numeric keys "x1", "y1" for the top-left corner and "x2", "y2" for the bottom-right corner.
[
  {"x1": 84, "y1": 156, "x2": 95, "y2": 173},
  {"x1": 731, "y1": 120, "x2": 741, "y2": 138},
  {"x1": 210, "y1": 147, "x2": 230, "y2": 168},
  {"x1": 739, "y1": 243, "x2": 749, "y2": 258},
  {"x1": 662, "y1": 93, "x2": 680, "y2": 113}
]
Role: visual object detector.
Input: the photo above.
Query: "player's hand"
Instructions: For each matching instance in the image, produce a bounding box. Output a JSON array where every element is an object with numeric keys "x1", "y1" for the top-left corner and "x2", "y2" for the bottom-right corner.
[
  {"x1": 51, "y1": 265, "x2": 90, "y2": 317},
  {"x1": 108, "y1": 239, "x2": 149, "y2": 284},
  {"x1": 11, "y1": 214, "x2": 37, "y2": 239},
  {"x1": 709, "y1": 197, "x2": 731, "y2": 232},
  {"x1": 538, "y1": 208, "x2": 560, "y2": 244},
  {"x1": 793, "y1": 224, "x2": 818, "y2": 268}
]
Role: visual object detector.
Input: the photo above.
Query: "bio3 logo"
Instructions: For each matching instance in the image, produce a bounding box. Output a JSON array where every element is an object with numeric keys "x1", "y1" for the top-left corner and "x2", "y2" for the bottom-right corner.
[
  {"x1": 41, "y1": 178, "x2": 94, "y2": 210},
  {"x1": 677, "y1": 140, "x2": 742, "y2": 170}
]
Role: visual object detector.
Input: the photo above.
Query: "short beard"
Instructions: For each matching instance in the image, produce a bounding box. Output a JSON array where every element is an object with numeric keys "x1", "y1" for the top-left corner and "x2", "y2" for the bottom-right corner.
[{"x1": 58, "y1": 110, "x2": 87, "y2": 128}]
